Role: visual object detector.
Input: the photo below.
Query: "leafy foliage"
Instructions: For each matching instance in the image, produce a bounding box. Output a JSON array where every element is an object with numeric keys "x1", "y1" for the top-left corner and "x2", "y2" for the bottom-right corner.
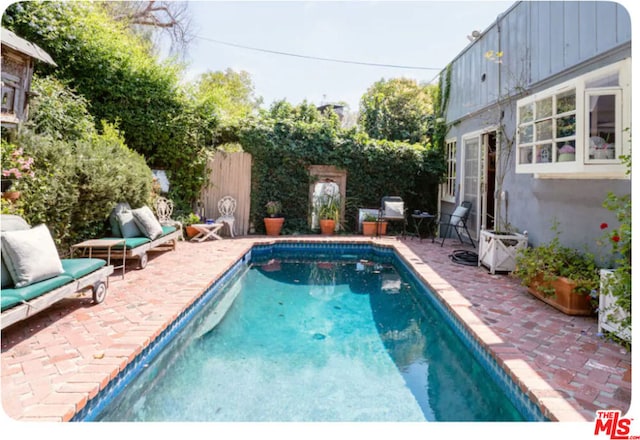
[
  {"x1": 358, "y1": 78, "x2": 436, "y2": 144},
  {"x1": 1, "y1": 77, "x2": 153, "y2": 254},
  {"x1": 3, "y1": 1, "x2": 206, "y2": 206}
]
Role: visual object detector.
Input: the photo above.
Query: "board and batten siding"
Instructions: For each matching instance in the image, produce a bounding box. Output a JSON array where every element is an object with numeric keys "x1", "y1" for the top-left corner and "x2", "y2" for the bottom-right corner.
[{"x1": 446, "y1": 1, "x2": 631, "y2": 122}]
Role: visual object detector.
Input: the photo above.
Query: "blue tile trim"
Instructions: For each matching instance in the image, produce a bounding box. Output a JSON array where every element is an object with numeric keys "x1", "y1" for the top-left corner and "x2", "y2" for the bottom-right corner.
[{"x1": 75, "y1": 241, "x2": 546, "y2": 422}]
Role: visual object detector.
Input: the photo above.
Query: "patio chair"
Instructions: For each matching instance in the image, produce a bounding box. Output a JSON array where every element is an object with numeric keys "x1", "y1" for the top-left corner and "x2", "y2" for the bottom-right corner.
[
  {"x1": 216, "y1": 195, "x2": 237, "y2": 237},
  {"x1": 378, "y1": 196, "x2": 407, "y2": 237},
  {"x1": 154, "y1": 197, "x2": 184, "y2": 240},
  {"x1": 437, "y1": 201, "x2": 475, "y2": 248}
]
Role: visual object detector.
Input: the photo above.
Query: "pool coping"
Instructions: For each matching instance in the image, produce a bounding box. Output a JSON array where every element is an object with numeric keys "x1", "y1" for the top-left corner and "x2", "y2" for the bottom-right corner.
[{"x1": 2, "y1": 236, "x2": 627, "y2": 422}]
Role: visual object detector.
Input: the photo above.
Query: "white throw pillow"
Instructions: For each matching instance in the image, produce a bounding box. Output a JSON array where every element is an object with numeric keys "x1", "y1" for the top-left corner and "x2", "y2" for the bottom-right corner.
[
  {"x1": 384, "y1": 201, "x2": 404, "y2": 218},
  {"x1": 117, "y1": 210, "x2": 143, "y2": 238},
  {"x1": 1, "y1": 224, "x2": 64, "y2": 288},
  {"x1": 132, "y1": 206, "x2": 163, "y2": 240}
]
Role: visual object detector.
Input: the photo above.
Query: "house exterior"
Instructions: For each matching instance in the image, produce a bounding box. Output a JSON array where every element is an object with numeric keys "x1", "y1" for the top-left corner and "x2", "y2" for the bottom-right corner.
[
  {"x1": 1, "y1": 27, "x2": 56, "y2": 129},
  {"x1": 439, "y1": 1, "x2": 631, "y2": 254}
]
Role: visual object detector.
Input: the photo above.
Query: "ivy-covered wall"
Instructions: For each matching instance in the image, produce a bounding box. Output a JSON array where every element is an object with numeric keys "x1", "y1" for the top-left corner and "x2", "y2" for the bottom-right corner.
[{"x1": 238, "y1": 103, "x2": 445, "y2": 234}]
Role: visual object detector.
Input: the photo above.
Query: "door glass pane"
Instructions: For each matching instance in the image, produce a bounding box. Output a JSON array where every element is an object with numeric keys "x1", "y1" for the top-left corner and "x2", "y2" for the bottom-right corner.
[
  {"x1": 463, "y1": 138, "x2": 479, "y2": 239},
  {"x1": 588, "y1": 94, "x2": 616, "y2": 160}
]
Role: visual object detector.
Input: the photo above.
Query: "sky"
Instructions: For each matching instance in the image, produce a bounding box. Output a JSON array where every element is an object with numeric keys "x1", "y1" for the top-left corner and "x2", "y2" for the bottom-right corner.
[{"x1": 175, "y1": 0, "x2": 515, "y2": 111}]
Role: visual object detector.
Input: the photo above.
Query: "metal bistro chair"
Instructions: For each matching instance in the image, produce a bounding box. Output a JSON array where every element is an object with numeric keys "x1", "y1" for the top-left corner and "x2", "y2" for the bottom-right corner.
[
  {"x1": 437, "y1": 201, "x2": 475, "y2": 247},
  {"x1": 154, "y1": 196, "x2": 184, "y2": 240},
  {"x1": 216, "y1": 195, "x2": 237, "y2": 237},
  {"x1": 378, "y1": 196, "x2": 407, "y2": 237}
]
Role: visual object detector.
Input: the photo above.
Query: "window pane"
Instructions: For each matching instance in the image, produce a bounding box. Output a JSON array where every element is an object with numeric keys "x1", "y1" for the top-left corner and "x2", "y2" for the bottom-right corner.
[
  {"x1": 536, "y1": 144, "x2": 553, "y2": 163},
  {"x1": 519, "y1": 124, "x2": 533, "y2": 143},
  {"x1": 557, "y1": 141, "x2": 576, "y2": 162},
  {"x1": 519, "y1": 146, "x2": 533, "y2": 164},
  {"x1": 588, "y1": 94, "x2": 616, "y2": 160},
  {"x1": 519, "y1": 103, "x2": 533, "y2": 123},
  {"x1": 536, "y1": 97, "x2": 553, "y2": 118},
  {"x1": 557, "y1": 90, "x2": 575, "y2": 114},
  {"x1": 586, "y1": 72, "x2": 618, "y2": 88},
  {"x1": 556, "y1": 115, "x2": 576, "y2": 138},
  {"x1": 535, "y1": 119, "x2": 552, "y2": 141}
]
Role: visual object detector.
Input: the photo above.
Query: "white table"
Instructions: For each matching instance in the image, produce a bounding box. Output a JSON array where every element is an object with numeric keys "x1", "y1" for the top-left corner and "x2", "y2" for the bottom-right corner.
[{"x1": 190, "y1": 223, "x2": 224, "y2": 242}]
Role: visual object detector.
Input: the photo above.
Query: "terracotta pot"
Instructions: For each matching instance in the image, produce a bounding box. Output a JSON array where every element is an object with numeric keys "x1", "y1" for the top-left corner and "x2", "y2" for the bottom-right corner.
[
  {"x1": 362, "y1": 221, "x2": 377, "y2": 236},
  {"x1": 527, "y1": 274, "x2": 594, "y2": 316},
  {"x1": 319, "y1": 219, "x2": 336, "y2": 235},
  {"x1": 264, "y1": 217, "x2": 284, "y2": 236},
  {"x1": 2, "y1": 190, "x2": 20, "y2": 202},
  {"x1": 377, "y1": 221, "x2": 388, "y2": 235},
  {"x1": 186, "y1": 225, "x2": 200, "y2": 239}
]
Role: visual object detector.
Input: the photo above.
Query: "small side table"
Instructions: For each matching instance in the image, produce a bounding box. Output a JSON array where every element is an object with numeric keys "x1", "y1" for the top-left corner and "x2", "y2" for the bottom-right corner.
[
  {"x1": 71, "y1": 238, "x2": 126, "y2": 280},
  {"x1": 190, "y1": 223, "x2": 224, "y2": 242},
  {"x1": 411, "y1": 213, "x2": 436, "y2": 242}
]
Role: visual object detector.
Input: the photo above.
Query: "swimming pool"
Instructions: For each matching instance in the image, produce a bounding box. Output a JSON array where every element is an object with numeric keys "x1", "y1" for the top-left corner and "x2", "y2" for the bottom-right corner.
[{"x1": 75, "y1": 242, "x2": 546, "y2": 422}]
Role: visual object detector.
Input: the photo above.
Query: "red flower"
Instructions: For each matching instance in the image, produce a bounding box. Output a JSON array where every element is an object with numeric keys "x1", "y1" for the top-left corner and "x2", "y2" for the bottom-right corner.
[
  {"x1": 612, "y1": 235, "x2": 621, "y2": 243},
  {"x1": 600, "y1": 222, "x2": 609, "y2": 230}
]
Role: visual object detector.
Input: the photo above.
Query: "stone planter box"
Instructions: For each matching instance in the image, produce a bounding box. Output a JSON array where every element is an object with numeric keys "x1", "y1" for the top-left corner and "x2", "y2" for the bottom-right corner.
[
  {"x1": 598, "y1": 269, "x2": 631, "y2": 342},
  {"x1": 478, "y1": 229, "x2": 528, "y2": 274}
]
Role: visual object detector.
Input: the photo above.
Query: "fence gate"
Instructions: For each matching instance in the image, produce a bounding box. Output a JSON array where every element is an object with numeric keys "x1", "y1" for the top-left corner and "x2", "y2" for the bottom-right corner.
[{"x1": 199, "y1": 151, "x2": 252, "y2": 236}]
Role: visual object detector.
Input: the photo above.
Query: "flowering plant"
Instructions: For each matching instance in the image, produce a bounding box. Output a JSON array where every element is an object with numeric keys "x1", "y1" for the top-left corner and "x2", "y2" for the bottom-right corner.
[
  {"x1": 1, "y1": 142, "x2": 35, "y2": 190},
  {"x1": 265, "y1": 201, "x2": 282, "y2": 217}
]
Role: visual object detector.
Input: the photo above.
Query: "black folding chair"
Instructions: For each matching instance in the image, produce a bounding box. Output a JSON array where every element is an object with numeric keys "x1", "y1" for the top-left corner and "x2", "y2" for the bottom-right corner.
[
  {"x1": 378, "y1": 196, "x2": 407, "y2": 237},
  {"x1": 437, "y1": 201, "x2": 475, "y2": 247}
]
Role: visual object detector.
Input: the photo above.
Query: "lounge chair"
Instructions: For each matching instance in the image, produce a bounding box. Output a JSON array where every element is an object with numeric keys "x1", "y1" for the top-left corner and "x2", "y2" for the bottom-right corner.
[
  {"x1": 95, "y1": 203, "x2": 181, "y2": 269},
  {"x1": 1, "y1": 215, "x2": 113, "y2": 330},
  {"x1": 436, "y1": 201, "x2": 476, "y2": 247}
]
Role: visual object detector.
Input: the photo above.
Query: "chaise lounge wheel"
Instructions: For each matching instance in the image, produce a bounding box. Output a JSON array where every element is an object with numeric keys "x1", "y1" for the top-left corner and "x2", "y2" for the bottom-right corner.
[
  {"x1": 92, "y1": 282, "x2": 108, "y2": 304},
  {"x1": 138, "y1": 253, "x2": 148, "y2": 269}
]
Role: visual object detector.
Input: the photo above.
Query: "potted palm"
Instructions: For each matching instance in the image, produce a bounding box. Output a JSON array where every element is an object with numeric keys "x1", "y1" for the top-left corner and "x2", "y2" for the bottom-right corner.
[
  {"x1": 362, "y1": 213, "x2": 378, "y2": 236},
  {"x1": 512, "y1": 227, "x2": 599, "y2": 316},
  {"x1": 264, "y1": 201, "x2": 284, "y2": 236}
]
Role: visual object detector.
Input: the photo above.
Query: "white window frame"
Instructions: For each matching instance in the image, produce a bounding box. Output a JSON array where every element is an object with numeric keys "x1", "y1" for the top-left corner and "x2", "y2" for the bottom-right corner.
[
  {"x1": 440, "y1": 138, "x2": 457, "y2": 202},
  {"x1": 515, "y1": 58, "x2": 630, "y2": 178}
]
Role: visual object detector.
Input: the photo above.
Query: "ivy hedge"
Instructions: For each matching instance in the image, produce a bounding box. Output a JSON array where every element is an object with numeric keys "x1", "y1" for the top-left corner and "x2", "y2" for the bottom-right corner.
[{"x1": 238, "y1": 102, "x2": 445, "y2": 234}]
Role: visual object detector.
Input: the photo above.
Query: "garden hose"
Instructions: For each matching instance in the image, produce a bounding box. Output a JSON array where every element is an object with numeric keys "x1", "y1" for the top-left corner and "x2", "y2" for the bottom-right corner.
[{"x1": 449, "y1": 250, "x2": 479, "y2": 266}]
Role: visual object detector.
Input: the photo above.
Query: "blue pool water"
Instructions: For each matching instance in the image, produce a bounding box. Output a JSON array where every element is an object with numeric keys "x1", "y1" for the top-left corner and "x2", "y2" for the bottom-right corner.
[{"x1": 84, "y1": 244, "x2": 542, "y2": 422}]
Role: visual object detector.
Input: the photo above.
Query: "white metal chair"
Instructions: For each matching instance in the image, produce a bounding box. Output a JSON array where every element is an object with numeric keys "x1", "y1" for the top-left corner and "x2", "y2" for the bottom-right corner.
[
  {"x1": 216, "y1": 195, "x2": 237, "y2": 237},
  {"x1": 154, "y1": 197, "x2": 184, "y2": 240},
  {"x1": 378, "y1": 196, "x2": 407, "y2": 237}
]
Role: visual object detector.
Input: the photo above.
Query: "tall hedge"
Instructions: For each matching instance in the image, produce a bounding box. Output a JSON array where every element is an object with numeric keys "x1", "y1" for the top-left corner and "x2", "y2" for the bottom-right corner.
[{"x1": 2, "y1": 1, "x2": 208, "y2": 205}]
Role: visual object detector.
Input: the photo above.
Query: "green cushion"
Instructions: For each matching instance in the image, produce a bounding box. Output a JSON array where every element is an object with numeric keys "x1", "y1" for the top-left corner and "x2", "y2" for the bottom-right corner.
[
  {"x1": 161, "y1": 226, "x2": 177, "y2": 236},
  {"x1": 1, "y1": 274, "x2": 74, "y2": 311},
  {"x1": 62, "y1": 258, "x2": 106, "y2": 279}
]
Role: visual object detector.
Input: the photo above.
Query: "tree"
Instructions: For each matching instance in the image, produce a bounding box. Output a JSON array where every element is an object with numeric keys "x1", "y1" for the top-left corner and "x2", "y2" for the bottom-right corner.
[
  {"x1": 358, "y1": 78, "x2": 436, "y2": 144},
  {"x1": 192, "y1": 69, "x2": 261, "y2": 129},
  {"x1": 101, "y1": 1, "x2": 194, "y2": 57}
]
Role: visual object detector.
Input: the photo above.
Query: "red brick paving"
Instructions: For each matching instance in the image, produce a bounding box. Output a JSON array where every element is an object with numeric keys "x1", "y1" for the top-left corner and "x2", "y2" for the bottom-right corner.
[{"x1": 0, "y1": 235, "x2": 632, "y2": 422}]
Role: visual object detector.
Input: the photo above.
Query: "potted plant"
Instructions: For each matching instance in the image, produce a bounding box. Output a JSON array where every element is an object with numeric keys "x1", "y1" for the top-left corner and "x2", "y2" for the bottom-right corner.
[
  {"x1": 264, "y1": 201, "x2": 284, "y2": 236},
  {"x1": 512, "y1": 226, "x2": 600, "y2": 316},
  {"x1": 316, "y1": 192, "x2": 340, "y2": 235},
  {"x1": 181, "y1": 213, "x2": 202, "y2": 239},
  {"x1": 362, "y1": 213, "x2": 378, "y2": 236}
]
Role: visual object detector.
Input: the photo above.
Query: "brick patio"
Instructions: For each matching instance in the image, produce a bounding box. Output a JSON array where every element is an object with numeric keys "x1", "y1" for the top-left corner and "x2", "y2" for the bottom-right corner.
[{"x1": 0, "y1": 235, "x2": 631, "y2": 422}]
